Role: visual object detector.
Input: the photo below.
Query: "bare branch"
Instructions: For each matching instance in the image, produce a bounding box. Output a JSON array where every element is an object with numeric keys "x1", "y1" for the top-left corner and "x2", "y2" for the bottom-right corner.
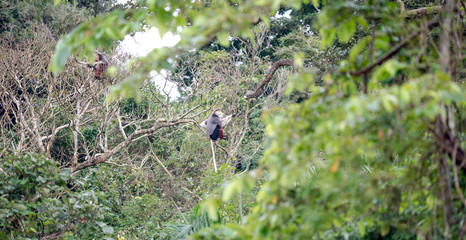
[{"x1": 70, "y1": 119, "x2": 192, "y2": 172}]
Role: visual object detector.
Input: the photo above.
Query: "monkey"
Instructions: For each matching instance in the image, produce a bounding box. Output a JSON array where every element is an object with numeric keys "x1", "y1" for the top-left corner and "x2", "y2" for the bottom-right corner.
[
  {"x1": 200, "y1": 109, "x2": 236, "y2": 141},
  {"x1": 93, "y1": 51, "x2": 108, "y2": 79},
  {"x1": 200, "y1": 109, "x2": 236, "y2": 172},
  {"x1": 76, "y1": 50, "x2": 108, "y2": 79}
]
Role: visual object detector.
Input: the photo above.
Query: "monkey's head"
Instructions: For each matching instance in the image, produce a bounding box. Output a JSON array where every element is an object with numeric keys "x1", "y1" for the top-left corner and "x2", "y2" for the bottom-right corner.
[
  {"x1": 94, "y1": 50, "x2": 102, "y2": 60},
  {"x1": 213, "y1": 109, "x2": 224, "y2": 117},
  {"x1": 244, "y1": 90, "x2": 256, "y2": 99}
]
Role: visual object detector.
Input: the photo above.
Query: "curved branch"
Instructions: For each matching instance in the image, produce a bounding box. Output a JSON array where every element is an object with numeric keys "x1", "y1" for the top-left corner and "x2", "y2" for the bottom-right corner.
[
  {"x1": 214, "y1": 141, "x2": 229, "y2": 156},
  {"x1": 244, "y1": 59, "x2": 294, "y2": 99}
]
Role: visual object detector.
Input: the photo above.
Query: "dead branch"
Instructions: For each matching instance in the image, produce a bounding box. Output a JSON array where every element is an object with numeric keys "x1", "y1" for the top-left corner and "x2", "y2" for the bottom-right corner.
[{"x1": 70, "y1": 118, "x2": 193, "y2": 172}]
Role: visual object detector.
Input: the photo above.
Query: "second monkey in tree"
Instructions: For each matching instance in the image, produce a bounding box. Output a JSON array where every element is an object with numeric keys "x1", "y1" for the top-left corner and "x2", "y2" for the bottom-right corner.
[
  {"x1": 92, "y1": 51, "x2": 108, "y2": 79},
  {"x1": 76, "y1": 50, "x2": 108, "y2": 79}
]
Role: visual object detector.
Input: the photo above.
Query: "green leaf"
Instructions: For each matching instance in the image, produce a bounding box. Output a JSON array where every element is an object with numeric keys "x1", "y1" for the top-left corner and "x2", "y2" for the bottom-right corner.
[
  {"x1": 320, "y1": 28, "x2": 336, "y2": 49},
  {"x1": 372, "y1": 60, "x2": 405, "y2": 83},
  {"x1": 51, "y1": 39, "x2": 72, "y2": 74},
  {"x1": 217, "y1": 31, "x2": 230, "y2": 47},
  {"x1": 355, "y1": 16, "x2": 368, "y2": 30},
  {"x1": 206, "y1": 198, "x2": 219, "y2": 221},
  {"x1": 399, "y1": 87, "x2": 410, "y2": 104},
  {"x1": 383, "y1": 94, "x2": 399, "y2": 113},
  {"x1": 223, "y1": 182, "x2": 237, "y2": 202},
  {"x1": 426, "y1": 195, "x2": 434, "y2": 208},
  {"x1": 385, "y1": 61, "x2": 397, "y2": 76},
  {"x1": 358, "y1": 221, "x2": 366, "y2": 236},
  {"x1": 349, "y1": 36, "x2": 370, "y2": 61},
  {"x1": 147, "y1": 0, "x2": 157, "y2": 10},
  {"x1": 337, "y1": 20, "x2": 356, "y2": 43},
  {"x1": 381, "y1": 224, "x2": 390, "y2": 236},
  {"x1": 374, "y1": 37, "x2": 390, "y2": 50},
  {"x1": 104, "y1": 27, "x2": 120, "y2": 39}
]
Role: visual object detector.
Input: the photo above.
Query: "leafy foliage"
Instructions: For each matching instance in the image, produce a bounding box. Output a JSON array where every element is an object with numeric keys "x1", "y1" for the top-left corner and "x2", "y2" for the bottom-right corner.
[
  {"x1": 0, "y1": 0, "x2": 98, "y2": 38},
  {"x1": 193, "y1": 0, "x2": 465, "y2": 239},
  {"x1": 0, "y1": 153, "x2": 112, "y2": 239},
  {"x1": 3, "y1": 0, "x2": 465, "y2": 239},
  {"x1": 51, "y1": 0, "x2": 309, "y2": 98}
]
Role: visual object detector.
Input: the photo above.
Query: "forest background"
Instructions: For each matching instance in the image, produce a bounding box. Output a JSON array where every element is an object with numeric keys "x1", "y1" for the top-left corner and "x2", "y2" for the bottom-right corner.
[{"x1": 0, "y1": 0, "x2": 465, "y2": 239}]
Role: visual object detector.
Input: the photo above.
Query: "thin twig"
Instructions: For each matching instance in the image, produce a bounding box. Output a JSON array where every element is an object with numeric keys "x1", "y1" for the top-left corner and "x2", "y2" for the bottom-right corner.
[{"x1": 146, "y1": 138, "x2": 174, "y2": 178}]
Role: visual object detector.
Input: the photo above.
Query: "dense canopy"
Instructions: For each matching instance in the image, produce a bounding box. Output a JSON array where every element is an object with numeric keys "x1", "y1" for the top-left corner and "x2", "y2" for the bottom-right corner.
[{"x1": 0, "y1": 0, "x2": 464, "y2": 239}]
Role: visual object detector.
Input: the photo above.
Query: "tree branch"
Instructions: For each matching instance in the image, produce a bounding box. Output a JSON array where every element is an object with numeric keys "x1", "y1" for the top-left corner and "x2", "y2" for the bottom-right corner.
[
  {"x1": 70, "y1": 118, "x2": 193, "y2": 172},
  {"x1": 351, "y1": 18, "x2": 439, "y2": 77},
  {"x1": 244, "y1": 59, "x2": 294, "y2": 99},
  {"x1": 403, "y1": 6, "x2": 442, "y2": 18}
]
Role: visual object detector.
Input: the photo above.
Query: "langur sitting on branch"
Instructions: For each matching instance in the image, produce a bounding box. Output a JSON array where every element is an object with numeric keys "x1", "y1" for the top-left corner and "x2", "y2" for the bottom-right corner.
[
  {"x1": 201, "y1": 109, "x2": 235, "y2": 141},
  {"x1": 200, "y1": 109, "x2": 236, "y2": 172},
  {"x1": 75, "y1": 50, "x2": 108, "y2": 79}
]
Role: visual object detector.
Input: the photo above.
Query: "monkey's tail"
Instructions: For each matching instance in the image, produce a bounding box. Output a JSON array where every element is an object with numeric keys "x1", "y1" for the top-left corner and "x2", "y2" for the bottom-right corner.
[{"x1": 210, "y1": 140, "x2": 217, "y2": 172}]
